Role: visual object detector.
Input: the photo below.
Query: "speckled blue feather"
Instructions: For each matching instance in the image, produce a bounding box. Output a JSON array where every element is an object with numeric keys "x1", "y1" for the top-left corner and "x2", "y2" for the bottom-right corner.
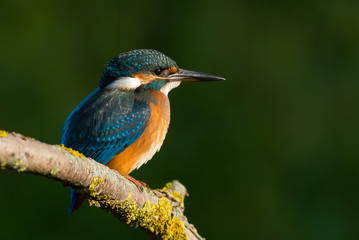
[{"x1": 61, "y1": 88, "x2": 151, "y2": 164}]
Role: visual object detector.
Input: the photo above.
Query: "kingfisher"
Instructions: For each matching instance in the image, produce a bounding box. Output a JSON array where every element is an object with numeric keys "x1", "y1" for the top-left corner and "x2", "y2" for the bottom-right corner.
[{"x1": 61, "y1": 49, "x2": 224, "y2": 213}]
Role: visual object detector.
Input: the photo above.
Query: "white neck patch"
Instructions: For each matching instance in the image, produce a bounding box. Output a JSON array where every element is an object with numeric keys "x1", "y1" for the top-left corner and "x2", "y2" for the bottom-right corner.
[
  {"x1": 105, "y1": 76, "x2": 141, "y2": 90},
  {"x1": 105, "y1": 76, "x2": 181, "y2": 95},
  {"x1": 161, "y1": 81, "x2": 181, "y2": 96}
]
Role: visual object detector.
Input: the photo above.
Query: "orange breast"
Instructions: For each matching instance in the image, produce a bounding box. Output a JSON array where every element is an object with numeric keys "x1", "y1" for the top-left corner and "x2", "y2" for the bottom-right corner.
[{"x1": 106, "y1": 91, "x2": 170, "y2": 175}]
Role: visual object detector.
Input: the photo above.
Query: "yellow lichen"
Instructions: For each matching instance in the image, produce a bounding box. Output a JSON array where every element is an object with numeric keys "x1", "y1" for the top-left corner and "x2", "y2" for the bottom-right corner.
[
  {"x1": 50, "y1": 166, "x2": 59, "y2": 175},
  {"x1": 15, "y1": 159, "x2": 27, "y2": 172},
  {"x1": 138, "y1": 197, "x2": 186, "y2": 239},
  {"x1": 101, "y1": 193, "x2": 187, "y2": 240},
  {"x1": 0, "y1": 130, "x2": 7, "y2": 138},
  {"x1": 161, "y1": 182, "x2": 173, "y2": 192},
  {"x1": 85, "y1": 181, "x2": 187, "y2": 239},
  {"x1": 152, "y1": 182, "x2": 173, "y2": 192},
  {"x1": 85, "y1": 176, "x2": 104, "y2": 197},
  {"x1": 58, "y1": 144, "x2": 85, "y2": 159},
  {"x1": 152, "y1": 182, "x2": 185, "y2": 208},
  {"x1": 24, "y1": 136, "x2": 36, "y2": 141},
  {"x1": 86, "y1": 176, "x2": 111, "y2": 207},
  {"x1": 0, "y1": 161, "x2": 6, "y2": 170},
  {"x1": 172, "y1": 190, "x2": 185, "y2": 208}
]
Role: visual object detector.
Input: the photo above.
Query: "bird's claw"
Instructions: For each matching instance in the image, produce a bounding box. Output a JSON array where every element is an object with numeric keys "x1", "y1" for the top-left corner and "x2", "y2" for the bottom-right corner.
[{"x1": 124, "y1": 175, "x2": 149, "y2": 192}]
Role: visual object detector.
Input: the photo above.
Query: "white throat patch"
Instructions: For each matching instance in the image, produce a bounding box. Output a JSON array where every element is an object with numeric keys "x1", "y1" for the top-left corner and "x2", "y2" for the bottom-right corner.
[
  {"x1": 105, "y1": 76, "x2": 141, "y2": 90},
  {"x1": 161, "y1": 81, "x2": 181, "y2": 96}
]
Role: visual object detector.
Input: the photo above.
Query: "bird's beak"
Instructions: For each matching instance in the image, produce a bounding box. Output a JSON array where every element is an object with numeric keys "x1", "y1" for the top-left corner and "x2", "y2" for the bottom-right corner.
[{"x1": 167, "y1": 68, "x2": 225, "y2": 82}]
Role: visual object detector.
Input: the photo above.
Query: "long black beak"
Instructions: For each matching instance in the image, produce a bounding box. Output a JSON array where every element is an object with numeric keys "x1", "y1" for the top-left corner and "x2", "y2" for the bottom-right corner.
[{"x1": 167, "y1": 68, "x2": 225, "y2": 82}]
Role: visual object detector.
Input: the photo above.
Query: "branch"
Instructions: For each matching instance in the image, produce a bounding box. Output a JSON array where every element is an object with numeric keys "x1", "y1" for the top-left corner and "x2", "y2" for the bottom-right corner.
[{"x1": 0, "y1": 131, "x2": 203, "y2": 240}]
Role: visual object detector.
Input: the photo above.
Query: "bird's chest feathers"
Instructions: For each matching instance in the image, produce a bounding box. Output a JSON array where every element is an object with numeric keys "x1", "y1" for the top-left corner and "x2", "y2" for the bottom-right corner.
[
  {"x1": 107, "y1": 91, "x2": 170, "y2": 174},
  {"x1": 140, "y1": 92, "x2": 170, "y2": 163}
]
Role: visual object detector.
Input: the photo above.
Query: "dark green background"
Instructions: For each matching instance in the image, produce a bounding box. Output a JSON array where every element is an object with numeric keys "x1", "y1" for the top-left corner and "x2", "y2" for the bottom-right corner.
[{"x1": 1, "y1": 1, "x2": 359, "y2": 239}]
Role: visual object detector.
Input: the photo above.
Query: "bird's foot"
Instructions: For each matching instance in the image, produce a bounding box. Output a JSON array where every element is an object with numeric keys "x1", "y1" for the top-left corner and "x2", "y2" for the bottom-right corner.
[{"x1": 124, "y1": 175, "x2": 149, "y2": 192}]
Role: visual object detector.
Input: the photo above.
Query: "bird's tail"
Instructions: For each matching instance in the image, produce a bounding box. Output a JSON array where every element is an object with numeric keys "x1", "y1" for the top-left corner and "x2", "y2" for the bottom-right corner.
[{"x1": 69, "y1": 188, "x2": 85, "y2": 214}]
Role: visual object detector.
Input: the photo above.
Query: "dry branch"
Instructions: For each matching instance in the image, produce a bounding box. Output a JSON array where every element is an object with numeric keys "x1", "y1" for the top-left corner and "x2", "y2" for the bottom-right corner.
[{"x1": 0, "y1": 131, "x2": 203, "y2": 240}]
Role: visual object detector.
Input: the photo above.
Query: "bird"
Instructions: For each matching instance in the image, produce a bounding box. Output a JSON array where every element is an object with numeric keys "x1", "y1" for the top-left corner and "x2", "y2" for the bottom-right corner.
[{"x1": 60, "y1": 49, "x2": 225, "y2": 213}]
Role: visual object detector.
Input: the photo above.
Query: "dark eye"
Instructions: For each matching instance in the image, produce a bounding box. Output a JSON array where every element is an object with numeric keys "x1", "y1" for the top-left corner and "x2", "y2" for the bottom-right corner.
[{"x1": 154, "y1": 68, "x2": 164, "y2": 76}]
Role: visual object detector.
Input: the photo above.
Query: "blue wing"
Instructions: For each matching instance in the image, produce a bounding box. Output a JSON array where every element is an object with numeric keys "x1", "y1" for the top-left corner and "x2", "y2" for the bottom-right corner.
[
  {"x1": 60, "y1": 88, "x2": 151, "y2": 213},
  {"x1": 61, "y1": 88, "x2": 151, "y2": 164}
]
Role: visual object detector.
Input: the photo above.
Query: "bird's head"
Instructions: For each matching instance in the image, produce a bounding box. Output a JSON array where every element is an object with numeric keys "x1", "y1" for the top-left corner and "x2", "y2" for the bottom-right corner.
[{"x1": 100, "y1": 49, "x2": 224, "y2": 95}]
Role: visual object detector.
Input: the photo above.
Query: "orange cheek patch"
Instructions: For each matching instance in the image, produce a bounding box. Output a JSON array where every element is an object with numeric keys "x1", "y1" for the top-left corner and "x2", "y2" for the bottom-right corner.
[
  {"x1": 133, "y1": 72, "x2": 168, "y2": 84},
  {"x1": 168, "y1": 66, "x2": 178, "y2": 74},
  {"x1": 132, "y1": 73, "x2": 155, "y2": 84}
]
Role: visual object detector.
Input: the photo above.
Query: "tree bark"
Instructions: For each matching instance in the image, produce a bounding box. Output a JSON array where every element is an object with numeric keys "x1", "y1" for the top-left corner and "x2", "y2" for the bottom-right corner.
[{"x1": 0, "y1": 131, "x2": 203, "y2": 240}]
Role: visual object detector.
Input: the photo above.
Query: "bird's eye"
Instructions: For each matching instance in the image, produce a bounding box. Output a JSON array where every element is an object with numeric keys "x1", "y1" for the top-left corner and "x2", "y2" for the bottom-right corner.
[{"x1": 154, "y1": 68, "x2": 164, "y2": 76}]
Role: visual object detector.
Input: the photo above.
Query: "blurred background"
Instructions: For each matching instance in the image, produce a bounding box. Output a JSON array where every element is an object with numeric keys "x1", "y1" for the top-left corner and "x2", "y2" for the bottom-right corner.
[{"x1": 1, "y1": 0, "x2": 359, "y2": 239}]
